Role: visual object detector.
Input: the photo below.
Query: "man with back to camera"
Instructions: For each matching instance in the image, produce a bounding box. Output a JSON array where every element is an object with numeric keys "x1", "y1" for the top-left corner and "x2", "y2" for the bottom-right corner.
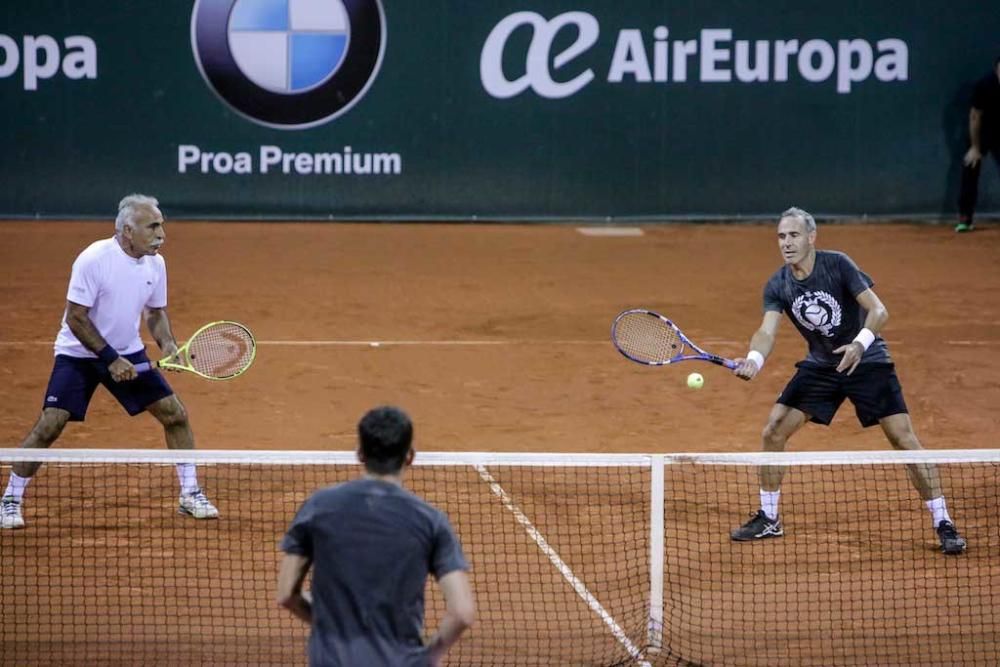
[
  {"x1": 277, "y1": 405, "x2": 475, "y2": 666},
  {"x1": 956, "y1": 55, "x2": 1000, "y2": 232},
  {"x1": 0, "y1": 194, "x2": 218, "y2": 529},
  {"x1": 729, "y1": 207, "x2": 966, "y2": 555}
]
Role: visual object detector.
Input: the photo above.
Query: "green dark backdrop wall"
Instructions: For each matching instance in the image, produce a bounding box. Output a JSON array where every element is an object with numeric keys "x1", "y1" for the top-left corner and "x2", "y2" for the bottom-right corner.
[{"x1": 2, "y1": 1, "x2": 998, "y2": 220}]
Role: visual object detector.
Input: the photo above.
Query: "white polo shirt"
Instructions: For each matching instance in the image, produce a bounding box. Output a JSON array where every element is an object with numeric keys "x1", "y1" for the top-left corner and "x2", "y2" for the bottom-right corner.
[{"x1": 54, "y1": 238, "x2": 167, "y2": 358}]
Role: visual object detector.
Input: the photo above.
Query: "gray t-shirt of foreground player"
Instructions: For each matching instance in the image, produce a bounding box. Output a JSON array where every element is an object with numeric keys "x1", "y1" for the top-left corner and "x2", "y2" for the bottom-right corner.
[
  {"x1": 281, "y1": 477, "x2": 468, "y2": 667},
  {"x1": 763, "y1": 250, "x2": 892, "y2": 367}
]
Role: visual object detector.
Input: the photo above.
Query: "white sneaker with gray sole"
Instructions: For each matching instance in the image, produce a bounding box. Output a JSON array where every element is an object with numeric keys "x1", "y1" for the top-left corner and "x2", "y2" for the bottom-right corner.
[
  {"x1": 178, "y1": 489, "x2": 219, "y2": 520},
  {"x1": 1, "y1": 496, "x2": 25, "y2": 529}
]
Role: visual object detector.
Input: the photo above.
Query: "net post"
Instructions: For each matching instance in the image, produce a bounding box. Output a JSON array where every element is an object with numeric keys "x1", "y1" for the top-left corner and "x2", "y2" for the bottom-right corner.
[{"x1": 648, "y1": 454, "x2": 665, "y2": 650}]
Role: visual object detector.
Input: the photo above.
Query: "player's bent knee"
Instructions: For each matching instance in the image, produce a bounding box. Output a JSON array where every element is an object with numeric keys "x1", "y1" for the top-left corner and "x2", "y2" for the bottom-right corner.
[
  {"x1": 32, "y1": 424, "x2": 63, "y2": 444},
  {"x1": 150, "y1": 397, "x2": 188, "y2": 428},
  {"x1": 163, "y1": 408, "x2": 189, "y2": 429},
  {"x1": 35, "y1": 426, "x2": 61, "y2": 444},
  {"x1": 889, "y1": 434, "x2": 922, "y2": 451},
  {"x1": 34, "y1": 410, "x2": 70, "y2": 443},
  {"x1": 761, "y1": 423, "x2": 787, "y2": 450},
  {"x1": 883, "y1": 420, "x2": 922, "y2": 451}
]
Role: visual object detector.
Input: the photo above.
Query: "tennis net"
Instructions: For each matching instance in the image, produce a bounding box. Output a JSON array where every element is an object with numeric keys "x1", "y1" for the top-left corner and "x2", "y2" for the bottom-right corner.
[{"x1": 0, "y1": 448, "x2": 997, "y2": 666}]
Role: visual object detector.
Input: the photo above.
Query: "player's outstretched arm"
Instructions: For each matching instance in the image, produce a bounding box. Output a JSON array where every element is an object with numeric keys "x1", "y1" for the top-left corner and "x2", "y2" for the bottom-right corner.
[
  {"x1": 834, "y1": 288, "x2": 888, "y2": 375},
  {"x1": 733, "y1": 311, "x2": 781, "y2": 381},
  {"x1": 427, "y1": 570, "x2": 475, "y2": 666}
]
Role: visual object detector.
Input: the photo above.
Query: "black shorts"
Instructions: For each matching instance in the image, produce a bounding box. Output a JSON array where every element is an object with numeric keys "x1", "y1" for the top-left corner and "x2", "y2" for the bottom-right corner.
[
  {"x1": 42, "y1": 350, "x2": 174, "y2": 421},
  {"x1": 777, "y1": 362, "x2": 908, "y2": 428}
]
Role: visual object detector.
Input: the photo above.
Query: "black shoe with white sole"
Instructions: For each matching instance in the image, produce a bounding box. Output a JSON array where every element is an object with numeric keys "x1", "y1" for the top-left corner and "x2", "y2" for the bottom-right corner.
[
  {"x1": 731, "y1": 510, "x2": 783, "y2": 541},
  {"x1": 936, "y1": 520, "x2": 967, "y2": 555}
]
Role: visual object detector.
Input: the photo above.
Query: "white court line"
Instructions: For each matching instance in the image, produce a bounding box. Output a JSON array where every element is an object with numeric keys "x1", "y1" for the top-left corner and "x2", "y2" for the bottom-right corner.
[
  {"x1": 474, "y1": 464, "x2": 650, "y2": 666},
  {"x1": 947, "y1": 341, "x2": 1000, "y2": 346}
]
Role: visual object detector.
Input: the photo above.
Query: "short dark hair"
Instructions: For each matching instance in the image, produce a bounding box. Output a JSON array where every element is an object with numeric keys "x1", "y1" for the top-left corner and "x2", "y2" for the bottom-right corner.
[{"x1": 358, "y1": 406, "x2": 413, "y2": 475}]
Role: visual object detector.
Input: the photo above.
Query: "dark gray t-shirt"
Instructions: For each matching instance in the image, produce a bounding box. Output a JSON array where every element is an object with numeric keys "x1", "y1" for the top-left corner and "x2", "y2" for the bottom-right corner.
[
  {"x1": 281, "y1": 478, "x2": 468, "y2": 667},
  {"x1": 763, "y1": 250, "x2": 892, "y2": 367}
]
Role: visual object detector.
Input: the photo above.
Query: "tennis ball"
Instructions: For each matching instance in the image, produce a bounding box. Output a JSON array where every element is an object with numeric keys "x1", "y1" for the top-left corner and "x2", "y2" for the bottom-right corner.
[
  {"x1": 369, "y1": 342, "x2": 380, "y2": 348},
  {"x1": 687, "y1": 372, "x2": 704, "y2": 390}
]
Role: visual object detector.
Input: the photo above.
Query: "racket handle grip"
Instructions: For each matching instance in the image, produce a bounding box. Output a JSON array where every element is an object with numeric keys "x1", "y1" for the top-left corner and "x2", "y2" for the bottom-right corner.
[
  {"x1": 133, "y1": 362, "x2": 152, "y2": 373},
  {"x1": 723, "y1": 359, "x2": 738, "y2": 370}
]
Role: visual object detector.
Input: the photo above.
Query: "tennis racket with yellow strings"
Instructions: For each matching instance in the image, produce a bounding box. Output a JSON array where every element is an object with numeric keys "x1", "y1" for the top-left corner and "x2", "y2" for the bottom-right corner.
[{"x1": 134, "y1": 321, "x2": 256, "y2": 380}]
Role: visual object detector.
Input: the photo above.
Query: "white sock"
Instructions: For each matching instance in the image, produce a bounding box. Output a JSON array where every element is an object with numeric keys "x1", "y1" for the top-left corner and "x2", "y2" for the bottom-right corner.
[
  {"x1": 176, "y1": 463, "x2": 199, "y2": 496},
  {"x1": 760, "y1": 489, "x2": 781, "y2": 521},
  {"x1": 925, "y1": 496, "x2": 951, "y2": 527},
  {"x1": 3, "y1": 473, "x2": 31, "y2": 502}
]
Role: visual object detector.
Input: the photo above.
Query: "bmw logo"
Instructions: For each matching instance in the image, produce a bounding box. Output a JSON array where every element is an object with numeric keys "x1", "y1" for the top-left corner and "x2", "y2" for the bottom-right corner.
[{"x1": 191, "y1": 0, "x2": 385, "y2": 129}]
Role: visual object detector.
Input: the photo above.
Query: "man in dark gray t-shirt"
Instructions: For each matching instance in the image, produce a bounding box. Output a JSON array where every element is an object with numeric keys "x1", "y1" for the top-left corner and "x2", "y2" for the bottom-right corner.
[
  {"x1": 727, "y1": 207, "x2": 966, "y2": 555},
  {"x1": 277, "y1": 406, "x2": 475, "y2": 666},
  {"x1": 762, "y1": 249, "x2": 892, "y2": 368}
]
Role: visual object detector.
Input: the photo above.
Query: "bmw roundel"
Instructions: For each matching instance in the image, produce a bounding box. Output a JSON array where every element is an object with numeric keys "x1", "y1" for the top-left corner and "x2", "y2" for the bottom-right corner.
[{"x1": 191, "y1": 0, "x2": 385, "y2": 129}]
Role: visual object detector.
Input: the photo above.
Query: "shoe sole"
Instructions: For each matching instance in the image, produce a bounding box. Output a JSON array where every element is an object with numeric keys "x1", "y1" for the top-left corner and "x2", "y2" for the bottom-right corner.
[
  {"x1": 177, "y1": 507, "x2": 219, "y2": 520},
  {"x1": 731, "y1": 530, "x2": 784, "y2": 541},
  {"x1": 0, "y1": 521, "x2": 25, "y2": 530}
]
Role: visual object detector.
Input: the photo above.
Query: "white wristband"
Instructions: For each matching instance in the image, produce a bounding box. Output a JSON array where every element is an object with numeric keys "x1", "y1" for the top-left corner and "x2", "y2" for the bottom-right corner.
[
  {"x1": 746, "y1": 350, "x2": 765, "y2": 370},
  {"x1": 852, "y1": 328, "x2": 876, "y2": 351}
]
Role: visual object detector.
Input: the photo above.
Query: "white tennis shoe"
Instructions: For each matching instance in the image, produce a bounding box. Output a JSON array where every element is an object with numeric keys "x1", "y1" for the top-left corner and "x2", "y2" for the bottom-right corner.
[
  {"x1": 178, "y1": 489, "x2": 219, "y2": 520},
  {"x1": 1, "y1": 496, "x2": 25, "y2": 529}
]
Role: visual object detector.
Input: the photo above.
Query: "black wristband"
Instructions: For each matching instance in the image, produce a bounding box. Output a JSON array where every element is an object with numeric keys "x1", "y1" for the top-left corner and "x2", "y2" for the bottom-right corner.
[{"x1": 97, "y1": 344, "x2": 120, "y2": 365}]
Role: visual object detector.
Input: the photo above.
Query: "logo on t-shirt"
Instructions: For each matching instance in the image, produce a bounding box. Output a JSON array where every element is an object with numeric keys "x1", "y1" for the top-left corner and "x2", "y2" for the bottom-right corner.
[{"x1": 791, "y1": 291, "x2": 842, "y2": 337}]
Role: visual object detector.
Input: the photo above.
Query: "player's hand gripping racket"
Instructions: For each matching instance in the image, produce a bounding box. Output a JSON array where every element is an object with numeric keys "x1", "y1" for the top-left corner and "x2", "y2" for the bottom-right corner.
[
  {"x1": 134, "y1": 321, "x2": 256, "y2": 380},
  {"x1": 611, "y1": 309, "x2": 737, "y2": 369}
]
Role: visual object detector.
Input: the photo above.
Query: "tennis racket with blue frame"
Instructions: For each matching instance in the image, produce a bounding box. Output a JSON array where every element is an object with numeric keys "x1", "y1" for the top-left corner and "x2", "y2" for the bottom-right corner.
[{"x1": 611, "y1": 309, "x2": 737, "y2": 369}]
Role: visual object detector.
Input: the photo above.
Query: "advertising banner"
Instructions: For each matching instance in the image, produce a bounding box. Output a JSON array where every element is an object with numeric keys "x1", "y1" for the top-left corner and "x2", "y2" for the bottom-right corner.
[{"x1": 2, "y1": 1, "x2": 998, "y2": 219}]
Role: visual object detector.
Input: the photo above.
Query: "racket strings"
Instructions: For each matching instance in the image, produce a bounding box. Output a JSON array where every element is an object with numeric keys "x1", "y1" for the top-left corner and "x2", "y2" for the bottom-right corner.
[
  {"x1": 186, "y1": 323, "x2": 255, "y2": 379},
  {"x1": 614, "y1": 313, "x2": 682, "y2": 363}
]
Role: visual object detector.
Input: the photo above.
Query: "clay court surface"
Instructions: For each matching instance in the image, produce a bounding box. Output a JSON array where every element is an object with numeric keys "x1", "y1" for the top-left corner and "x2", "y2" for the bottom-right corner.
[
  {"x1": 1, "y1": 221, "x2": 999, "y2": 665},
  {"x1": 3, "y1": 221, "x2": 998, "y2": 454}
]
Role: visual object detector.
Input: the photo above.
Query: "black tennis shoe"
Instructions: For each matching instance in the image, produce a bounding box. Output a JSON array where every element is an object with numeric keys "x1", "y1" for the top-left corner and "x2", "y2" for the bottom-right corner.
[
  {"x1": 729, "y1": 510, "x2": 785, "y2": 542},
  {"x1": 731, "y1": 510, "x2": 783, "y2": 541},
  {"x1": 936, "y1": 520, "x2": 967, "y2": 555}
]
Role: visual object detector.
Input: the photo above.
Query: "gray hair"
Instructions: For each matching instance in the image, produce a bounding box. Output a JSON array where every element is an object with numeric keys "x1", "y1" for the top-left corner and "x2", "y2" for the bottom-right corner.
[
  {"x1": 780, "y1": 206, "x2": 816, "y2": 233},
  {"x1": 115, "y1": 194, "x2": 159, "y2": 233}
]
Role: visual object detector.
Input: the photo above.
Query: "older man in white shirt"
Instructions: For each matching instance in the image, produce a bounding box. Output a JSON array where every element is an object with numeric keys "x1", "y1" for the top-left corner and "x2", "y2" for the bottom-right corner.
[{"x1": 1, "y1": 194, "x2": 218, "y2": 529}]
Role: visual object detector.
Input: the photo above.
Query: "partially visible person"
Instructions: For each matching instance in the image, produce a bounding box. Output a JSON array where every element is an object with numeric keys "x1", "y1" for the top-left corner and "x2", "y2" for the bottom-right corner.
[
  {"x1": 277, "y1": 406, "x2": 475, "y2": 666},
  {"x1": 957, "y1": 55, "x2": 1000, "y2": 232},
  {"x1": 729, "y1": 207, "x2": 966, "y2": 555},
  {"x1": 0, "y1": 194, "x2": 218, "y2": 530}
]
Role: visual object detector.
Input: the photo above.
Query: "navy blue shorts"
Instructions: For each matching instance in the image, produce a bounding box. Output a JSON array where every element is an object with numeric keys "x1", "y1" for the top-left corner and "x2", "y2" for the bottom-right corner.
[
  {"x1": 777, "y1": 362, "x2": 908, "y2": 428},
  {"x1": 42, "y1": 350, "x2": 174, "y2": 421}
]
